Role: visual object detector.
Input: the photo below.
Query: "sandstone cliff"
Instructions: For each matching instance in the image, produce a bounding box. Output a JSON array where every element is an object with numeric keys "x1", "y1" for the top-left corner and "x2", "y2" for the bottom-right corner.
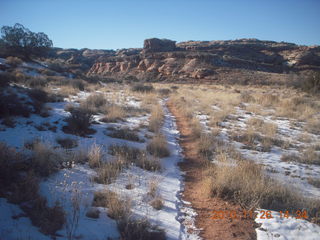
[{"x1": 87, "y1": 38, "x2": 320, "y2": 83}]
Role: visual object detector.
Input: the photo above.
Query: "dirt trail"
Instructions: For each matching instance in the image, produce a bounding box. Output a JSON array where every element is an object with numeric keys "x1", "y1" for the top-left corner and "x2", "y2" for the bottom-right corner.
[{"x1": 167, "y1": 100, "x2": 257, "y2": 240}]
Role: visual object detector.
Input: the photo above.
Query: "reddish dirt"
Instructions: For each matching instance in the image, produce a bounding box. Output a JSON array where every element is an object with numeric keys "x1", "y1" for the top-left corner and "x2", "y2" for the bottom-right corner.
[{"x1": 167, "y1": 100, "x2": 257, "y2": 240}]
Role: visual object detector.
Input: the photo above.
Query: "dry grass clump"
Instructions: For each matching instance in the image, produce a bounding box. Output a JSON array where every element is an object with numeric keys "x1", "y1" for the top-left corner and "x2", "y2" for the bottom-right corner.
[
  {"x1": 246, "y1": 118, "x2": 278, "y2": 137},
  {"x1": 305, "y1": 118, "x2": 320, "y2": 135},
  {"x1": 281, "y1": 148, "x2": 320, "y2": 165},
  {"x1": 190, "y1": 117, "x2": 203, "y2": 139},
  {"x1": 81, "y1": 93, "x2": 107, "y2": 113},
  {"x1": 117, "y1": 217, "x2": 166, "y2": 240},
  {"x1": 101, "y1": 104, "x2": 126, "y2": 122},
  {"x1": 256, "y1": 93, "x2": 280, "y2": 107},
  {"x1": 31, "y1": 141, "x2": 62, "y2": 177},
  {"x1": 107, "y1": 128, "x2": 142, "y2": 142},
  {"x1": 149, "y1": 197, "x2": 164, "y2": 210},
  {"x1": 276, "y1": 96, "x2": 318, "y2": 120},
  {"x1": 5, "y1": 56, "x2": 22, "y2": 66},
  {"x1": 108, "y1": 144, "x2": 161, "y2": 171},
  {"x1": 56, "y1": 137, "x2": 78, "y2": 149},
  {"x1": 147, "y1": 179, "x2": 164, "y2": 210},
  {"x1": 148, "y1": 104, "x2": 164, "y2": 133},
  {"x1": 209, "y1": 107, "x2": 234, "y2": 127},
  {"x1": 147, "y1": 134, "x2": 170, "y2": 158},
  {"x1": 197, "y1": 133, "x2": 216, "y2": 161},
  {"x1": 88, "y1": 143, "x2": 103, "y2": 168},
  {"x1": 92, "y1": 190, "x2": 131, "y2": 220},
  {"x1": 209, "y1": 159, "x2": 308, "y2": 211},
  {"x1": 94, "y1": 160, "x2": 126, "y2": 184}
]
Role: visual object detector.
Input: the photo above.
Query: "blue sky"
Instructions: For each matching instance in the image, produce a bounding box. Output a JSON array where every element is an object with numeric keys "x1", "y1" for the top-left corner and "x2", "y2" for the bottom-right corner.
[{"x1": 1, "y1": 0, "x2": 319, "y2": 49}]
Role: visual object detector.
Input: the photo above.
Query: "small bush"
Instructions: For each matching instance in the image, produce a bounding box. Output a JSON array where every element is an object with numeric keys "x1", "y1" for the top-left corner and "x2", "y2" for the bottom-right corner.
[
  {"x1": 92, "y1": 190, "x2": 131, "y2": 220},
  {"x1": 149, "y1": 197, "x2": 164, "y2": 210},
  {"x1": 56, "y1": 137, "x2": 78, "y2": 149},
  {"x1": 86, "y1": 208, "x2": 100, "y2": 219},
  {"x1": 108, "y1": 144, "x2": 161, "y2": 171},
  {"x1": 131, "y1": 84, "x2": 154, "y2": 93},
  {"x1": 117, "y1": 217, "x2": 166, "y2": 240},
  {"x1": 301, "y1": 72, "x2": 320, "y2": 94},
  {"x1": 27, "y1": 76, "x2": 48, "y2": 88},
  {"x1": 107, "y1": 128, "x2": 141, "y2": 142},
  {"x1": 147, "y1": 134, "x2": 170, "y2": 158},
  {"x1": 64, "y1": 107, "x2": 94, "y2": 136}
]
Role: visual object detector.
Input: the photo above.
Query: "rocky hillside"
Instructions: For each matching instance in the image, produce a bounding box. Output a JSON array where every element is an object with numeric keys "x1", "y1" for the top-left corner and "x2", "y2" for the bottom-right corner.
[{"x1": 87, "y1": 38, "x2": 320, "y2": 83}]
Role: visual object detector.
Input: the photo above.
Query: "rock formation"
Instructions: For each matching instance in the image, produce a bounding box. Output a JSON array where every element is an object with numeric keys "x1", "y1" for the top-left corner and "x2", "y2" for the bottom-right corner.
[{"x1": 86, "y1": 38, "x2": 320, "y2": 82}]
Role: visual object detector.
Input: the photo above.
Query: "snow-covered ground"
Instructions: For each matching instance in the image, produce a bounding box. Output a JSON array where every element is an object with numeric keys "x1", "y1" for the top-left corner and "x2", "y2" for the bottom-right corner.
[{"x1": 0, "y1": 85, "x2": 200, "y2": 239}]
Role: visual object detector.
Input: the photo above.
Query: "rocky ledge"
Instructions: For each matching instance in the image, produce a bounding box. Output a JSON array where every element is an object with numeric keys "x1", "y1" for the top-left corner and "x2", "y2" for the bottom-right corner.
[{"x1": 87, "y1": 38, "x2": 320, "y2": 82}]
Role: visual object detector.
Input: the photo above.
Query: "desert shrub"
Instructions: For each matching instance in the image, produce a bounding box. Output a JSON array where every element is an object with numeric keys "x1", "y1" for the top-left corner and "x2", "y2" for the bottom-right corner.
[
  {"x1": 64, "y1": 107, "x2": 94, "y2": 136},
  {"x1": 146, "y1": 134, "x2": 170, "y2": 158},
  {"x1": 0, "y1": 142, "x2": 65, "y2": 235},
  {"x1": 107, "y1": 128, "x2": 141, "y2": 142},
  {"x1": 0, "y1": 72, "x2": 14, "y2": 87},
  {"x1": 56, "y1": 137, "x2": 78, "y2": 149},
  {"x1": 27, "y1": 76, "x2": 48, "y2": 88},
  {"x1": 86, "y1": 208, "x2": 100, "y2": 219},
  {"x1": 0, "y1": 90, "x2": 32, "y2": 117},
  {"x1": 157, "y1": 88, "x2": 171, "y2": 96},
  {"x1": 308, "y1": 178, "x2": 320, "y2": 188},
  {"x1": 1, "y1": 116, "x2": 16, "y2": 127},
  {"x1": 70, "y1": 79, "x2": 86, "y2": 91},
  {"x1": 131, "y1": 84, "x2": 154, "y2": 93},
  {"x1": 31, "y1": 141, "x2": 62, "y2": 177},
  {"x1": 300, "y1": 72, "x2": 320, "y2": 94},
  {"x1": 117, "y1": 217, "x2": 166, "y2": 240},
  {"x1": 5, "y1": 56, "x2": 22, "y2": 66},
  {"x1": 28, "y1": 88, "x2": 48, "y2": 113}
]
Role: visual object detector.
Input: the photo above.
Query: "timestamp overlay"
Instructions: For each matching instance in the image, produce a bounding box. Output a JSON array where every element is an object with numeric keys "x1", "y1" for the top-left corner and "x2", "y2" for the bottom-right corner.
[{"x1": 211, "y1": 208, "x2": 320, "y2": 239}]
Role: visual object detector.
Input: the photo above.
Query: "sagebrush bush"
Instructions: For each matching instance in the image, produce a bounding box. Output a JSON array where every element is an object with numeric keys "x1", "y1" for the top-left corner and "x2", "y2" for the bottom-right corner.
[
  {"x1": 64, "y1": 107, "x2": 94, "y2": 136},
  {"x1": 107, "y1": 128, "x2": 141, "y2": 142},
  {"x1": 131, "y1": 84, "x2": 154, "y2": 93},
  {"x1": 56, "y1": 137, "x2": 78, "y2": 149},
  {"x1": 148, "y1": 104, "x2": 163, "y2": 133}
]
